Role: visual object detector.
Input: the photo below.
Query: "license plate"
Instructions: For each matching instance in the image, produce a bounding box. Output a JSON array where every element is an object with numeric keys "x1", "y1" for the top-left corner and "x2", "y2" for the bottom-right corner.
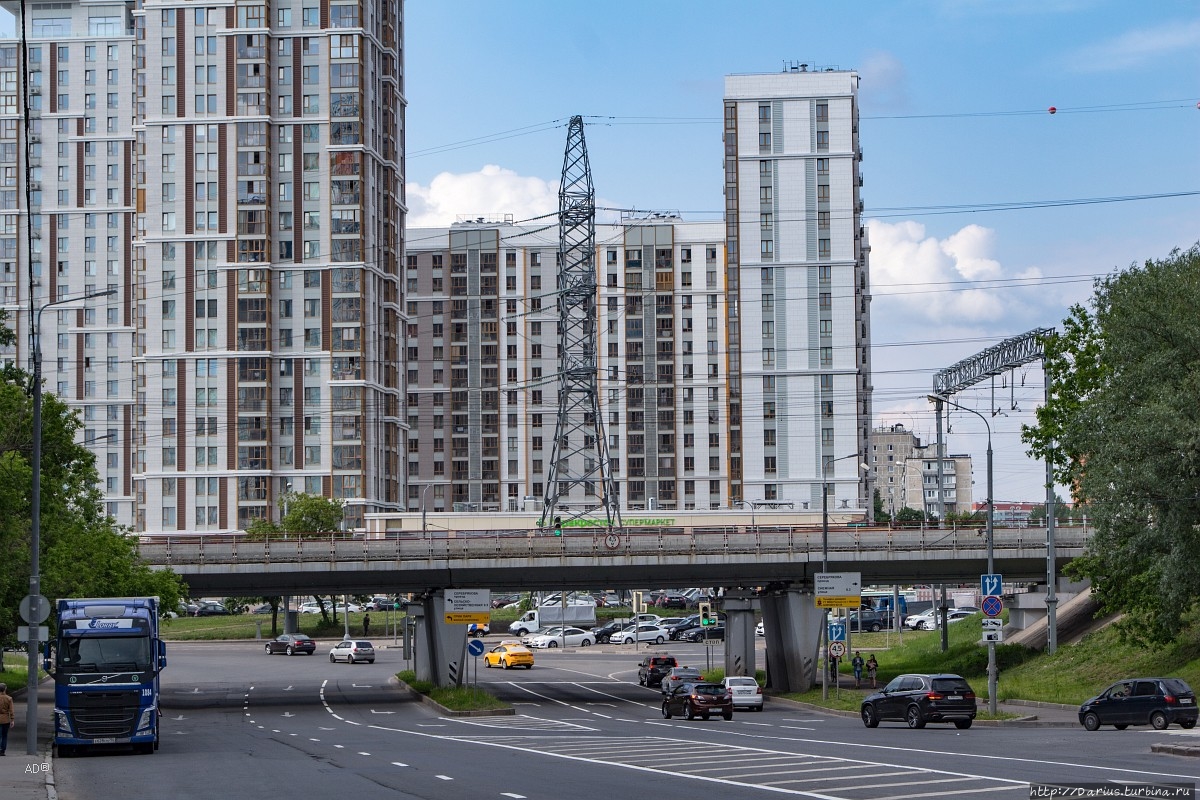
[
  {"x1": 92, "y1": 738, "x2": 116, "y2": 744},
  {"x1": 1182, "y1": 698, "x2": 1194, "y2": 704},
  {"x1": 947, "y1": 695, "x2": 962, "y2": 700}
]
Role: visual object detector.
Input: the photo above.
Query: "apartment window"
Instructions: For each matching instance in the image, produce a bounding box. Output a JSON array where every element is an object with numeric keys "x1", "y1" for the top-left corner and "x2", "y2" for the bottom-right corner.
[
  {"x1": 815, "y1": 102, "x2": 829, "y2": 122},
  {"x1": 816, "y1": 157, "x2": 829, "y2": 175},
  {"x1": 758, "y1": 132, "x2": 771, "y2": 149},
  {"x1": 818, "y1": 211, "x2": 830, "y2": 230},
  {"x1": 758, "y1": 104, "x2": 770, "y2": 122},
  {"x1": 759, "y1": 186, "x2": 773, "y2": 203},
  {"x1": 817, "y1": 130, "x2": 829, "y2": 150},
  {"x1": 759, "y1": 160, "x2": 771, "y2": 176},
  {"x1": 760, "y1": 213, "x2": 772, "y2": 229}
]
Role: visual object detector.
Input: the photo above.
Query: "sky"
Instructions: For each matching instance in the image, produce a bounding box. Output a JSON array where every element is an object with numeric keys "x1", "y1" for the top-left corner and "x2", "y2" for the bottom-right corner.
[{"x1": 404, "y1": 1, "x2": 1200, "y2": 505}]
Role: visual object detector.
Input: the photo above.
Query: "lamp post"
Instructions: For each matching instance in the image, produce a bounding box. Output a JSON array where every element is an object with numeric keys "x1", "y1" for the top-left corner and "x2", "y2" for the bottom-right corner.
[
  {"x1": 420, "y1": 483, "x2": 432, "y2": 536},
  {"x1": 930, "y1": 394, "x2": 996, "y2": 716},
  {"x1": 821, "y1": 452, "x2": 869, "y2": 700},
  {"x1": 26, "y1": 288, "x2": 116, "y2": 755}
]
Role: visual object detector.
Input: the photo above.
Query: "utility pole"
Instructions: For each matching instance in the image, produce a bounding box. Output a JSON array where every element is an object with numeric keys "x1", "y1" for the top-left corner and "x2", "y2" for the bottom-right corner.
[{"x1": 540, "y1": 116, "x2": 621, "y2": 532}]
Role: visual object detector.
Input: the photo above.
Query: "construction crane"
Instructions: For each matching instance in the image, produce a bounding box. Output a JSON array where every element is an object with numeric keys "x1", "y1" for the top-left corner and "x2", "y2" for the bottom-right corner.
[{"x1": 538, "y1": 116, "x2": 621, "y2": 534}]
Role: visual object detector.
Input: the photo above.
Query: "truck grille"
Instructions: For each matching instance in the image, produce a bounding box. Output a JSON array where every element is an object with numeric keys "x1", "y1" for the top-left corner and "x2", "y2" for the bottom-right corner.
[{"x1": 67, "y1": 690, "x2": 142, "y2": 738}]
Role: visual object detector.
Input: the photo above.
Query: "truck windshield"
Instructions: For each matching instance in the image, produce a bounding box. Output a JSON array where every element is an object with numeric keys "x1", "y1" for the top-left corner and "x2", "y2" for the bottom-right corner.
[{"x1": 57, "y1": 636, "x2": 153, "y2": 674}]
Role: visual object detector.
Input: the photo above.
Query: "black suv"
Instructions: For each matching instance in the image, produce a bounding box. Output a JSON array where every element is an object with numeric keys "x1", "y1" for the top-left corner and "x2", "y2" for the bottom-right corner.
[
  {"x1": 849, "y1": 610, "x2": 893, "y2": 633},
  {"x1": 637, "y1": 654, "x2": 678, "y2": 687},
  {"x1": 861, "y1": 673, "x2": 978, "y2": 729},
  {"x1": 1079, "y1": 677, "x2": 1198, "y2": 731}
]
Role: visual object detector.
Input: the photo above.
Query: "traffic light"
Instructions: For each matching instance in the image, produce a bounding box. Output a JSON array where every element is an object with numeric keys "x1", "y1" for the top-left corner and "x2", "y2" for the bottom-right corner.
[
  {"x1": 553, "y1": 516, "x2": 562, "y2": 537},
  {"x1": 699, "y1": 602, "x2": 713, "y2": 626}
]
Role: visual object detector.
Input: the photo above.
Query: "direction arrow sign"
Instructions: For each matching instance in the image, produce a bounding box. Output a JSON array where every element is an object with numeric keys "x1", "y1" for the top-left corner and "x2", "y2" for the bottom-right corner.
[
  {"x1": 981, "y1": 573, "x2": 1003, "y2": 597},
  {"x1": 467, "y1": 639, "x2": 486, "y2": 658},
  {"x1": 444, "y1": 589, "x2": 491, "y2": 625},
  {"x1": 828, "y1": 622, "x2": 847, "y2": 643},
  {"x1": 816, "y1": 572, "x2": 862, "y2": 596}
]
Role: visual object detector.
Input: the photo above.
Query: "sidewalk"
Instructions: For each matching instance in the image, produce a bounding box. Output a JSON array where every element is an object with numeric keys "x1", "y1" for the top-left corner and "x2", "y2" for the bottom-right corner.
[{"x1": 0, "y1": 680, "x2": 56, "y2": 800}]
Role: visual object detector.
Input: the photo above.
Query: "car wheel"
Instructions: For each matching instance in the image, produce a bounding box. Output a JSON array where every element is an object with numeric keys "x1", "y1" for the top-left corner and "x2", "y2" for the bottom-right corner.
[
  {"x1": 265, "y1": 644, "x2": 273, "y2": 655},
  {"x1": 330, "y1": 653, "x2": 337, "y2": 663},
  {"x1": 702, "y1": 713, "x2": 710, "y2": 720},
  {"x1": 581, "y1": 639, "x2": 592, "y2": 647},
  {"x1": 655, "y1": 636, "x2": 665, "y2": 644},
  {"x1": 548, "y1": 641, "x2": 558, "y2": 648},
  {"x1": 661, "y1": 703, "x2": 672, "y2": 719},
  {"x1": 501, "y1": 659, "x2": 509, "y2": 669},
  {"x1": 722, "y1": 711, "x2": 733, "y2": 721},
  {"x1": 348, "y1": 654, "x2": 356, "y2": 664},
  {"x1": 1151, "y1": 711, "x2": 1169, "y2": 730},
  {"x1": 367, "y1": 660, "x2": 375, "y2": 664},
  {"x1": 286, "y1": 646, "x2": 294, "y2": 656},
  {"x1": 1114, "y1": 724, "x2": 1128, "y2": 730},
  {"x1": 861, "y1": 703, "x2": 879, "y2": 728},
  {"x1": 1082, "y1": 712, "x2": 1101, "y2": 731},
  {"x1": 685, "y1": 705, "x2": 697, "y2": 721},
  {"x1": 954, "y1": 719, "x2": 973, "y2": 729},
  {"x1": 1182, "y1": 720, "x2": 1196, "y2": 729},
  {"x1": 918, "y1": 621, "x2": 931, "y2": 630},
  {"x1": 484, "y1": 659, "x2": 492, "y2": 669},
  {"x1": 906, "y1": 705, "x2": 926, "y2": 729},
  {"x1": 870, "y1": 623, "x2": 882, "y2": 633}
]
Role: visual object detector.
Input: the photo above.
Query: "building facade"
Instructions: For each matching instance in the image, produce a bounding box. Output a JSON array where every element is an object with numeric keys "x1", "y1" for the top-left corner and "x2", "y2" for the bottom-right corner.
[
  {"x1": 723, "y1": 65, "x2": 873, "y2": 514},
  {"x1": 3, "y1": 0, "x2": 407, "y2": 535}
]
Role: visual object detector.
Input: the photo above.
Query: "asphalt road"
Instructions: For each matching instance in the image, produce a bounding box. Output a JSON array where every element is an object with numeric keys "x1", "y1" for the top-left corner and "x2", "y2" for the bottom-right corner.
[{"x1": 50, "y1": 639, "x2": 1200, "y2": 800}]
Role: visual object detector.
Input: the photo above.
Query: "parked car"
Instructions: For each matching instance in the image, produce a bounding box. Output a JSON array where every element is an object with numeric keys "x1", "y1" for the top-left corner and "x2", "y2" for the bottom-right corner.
[
  {"x1": 848, "y1": 610, "x2": 894, "y2": 633},
  {"x1": 755, "y1": 620, "x2": 765, "y2": 637},
  {"x1": 365, "y1": 597, "x2": 396, "y2": 611},
  {"x1": 661, "y1": 666, "x2": 704, "y2": 696},
  {"x1": 904, "y1": 609, "x2": 937, "y2": 630},
  {"x1": 637, "y1": 654, "x2": 678, "y2": 687},
  {"x1": 329, "y1": 639, "x2": 375, "y2": 664},
  {"x1": 468, "y1": 623, "x2": 490, "y2": 638},
  {"x1": 524, "y1": 627, "x2": 595, "y2": 648},
  {"x1": 1078, "y1": 678, "x2": 1198, "y2": 731},
  {"x1": 264, "y1": 633, "x2": 317, "y2": 656},
  {"x1": 913, "y1": 609, "x2": 975, "y2": 630},
  {"x1": 860, "y1": 673, "x2": 978, "y2": 729},
  {"x1": 250, "y1": 603, "x2": 274, "y2": 615},
  {"x1": 193, "y1": 601, "x2": 231, "y2": 617},
  {"x1": 683, "y1": 625, "x2": 725, "y2": 643},
  {"x1": 667, "y1": 615, "x2": 702, "y2": 640},
  {"x1": 661, "y1": 682, "x2": 734, "y2": 720},
  {"x1": 491, "y1": 593, "x2": 522, "y2": 609},
  {"x1": 591, "y1": 620, "x2": 625, "y2": 644},
  {"x1": 297, "y1": 602, "x2": 324, "y2": 615},
  {"x1": 483, "y1": 643, "x2": 534, "y2": 670},
  {"x1": 723, "y1": 676, "x2": 764, "y2": 711},
  {"x1": 656, "y1": 593, "x2": 690, "y2": 610},
  {"x1": 610, "y1": 624, "x2": 668, "y2": 645}
]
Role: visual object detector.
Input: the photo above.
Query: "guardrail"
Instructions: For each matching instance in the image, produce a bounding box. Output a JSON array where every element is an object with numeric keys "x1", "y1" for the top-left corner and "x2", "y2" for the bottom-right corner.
[{"x1": 136, "y1": 524, "x2": 1092, "y2": 567}]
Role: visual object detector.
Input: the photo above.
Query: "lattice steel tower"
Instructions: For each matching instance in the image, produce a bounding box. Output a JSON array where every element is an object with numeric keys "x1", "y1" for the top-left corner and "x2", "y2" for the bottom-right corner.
[{"x1": 539, "y1": 116, "x2": 622, "y2": 531}]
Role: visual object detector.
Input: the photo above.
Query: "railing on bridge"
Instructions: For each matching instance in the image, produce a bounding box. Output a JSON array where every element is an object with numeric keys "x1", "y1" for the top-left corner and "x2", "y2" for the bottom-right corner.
[{"x1": 136, "y1": 524, "x2": 1092, "y2": 566}]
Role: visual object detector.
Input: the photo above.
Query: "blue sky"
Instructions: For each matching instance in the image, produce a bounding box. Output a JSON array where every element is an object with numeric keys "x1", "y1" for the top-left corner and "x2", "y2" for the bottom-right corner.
[{"x1": 405, "y1": 1, "x2": 1200, "y2": 505}]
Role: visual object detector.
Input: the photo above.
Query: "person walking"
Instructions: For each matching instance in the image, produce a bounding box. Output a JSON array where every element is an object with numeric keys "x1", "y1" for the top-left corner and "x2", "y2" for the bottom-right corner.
[
  {"x1": 851, "y1": 651, "x2": 865, "y2": 689},
  {"x1": 866, "y1": 654, "x2": 879, "y2": 689},
  {"x1": 0, "y1": 682, "x2": 14, "y2": 756},
  {"x1": 362, "y1": 613, "x2": 370, "y2": 637}
]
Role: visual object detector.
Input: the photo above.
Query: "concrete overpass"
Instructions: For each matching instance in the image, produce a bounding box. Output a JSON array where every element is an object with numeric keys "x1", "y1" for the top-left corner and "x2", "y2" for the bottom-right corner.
[{"x1": 139, "y1": 524, "x2": 1089, "y2": 692}]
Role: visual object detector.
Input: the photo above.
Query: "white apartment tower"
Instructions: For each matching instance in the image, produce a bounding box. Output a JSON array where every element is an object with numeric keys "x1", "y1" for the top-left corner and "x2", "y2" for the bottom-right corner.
[
  {"x1": 3, "y1": 0, "x2": 407, "y2": 535},
  {"x1": 723, "y1": 65, "x2": 873, "y2": 513}
]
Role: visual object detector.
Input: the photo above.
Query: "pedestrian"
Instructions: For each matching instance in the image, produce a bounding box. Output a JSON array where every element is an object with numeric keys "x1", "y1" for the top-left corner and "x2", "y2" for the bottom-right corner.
[
  {"x1": 851, "y1": 651, "x2": 865, "y2": 689},
  {"x1": 0, "y1": 682, "x2": 13, "y2": 756},
  {"x1": 362, "y1": 613, "x2": 370, "y2": 636},
  {"x1": 866, "y1": 654, "x2": 878, "y2": 688}
]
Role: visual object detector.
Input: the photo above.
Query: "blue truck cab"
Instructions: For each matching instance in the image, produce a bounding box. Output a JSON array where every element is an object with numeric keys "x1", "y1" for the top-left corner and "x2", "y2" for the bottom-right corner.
[{"x1": 45, "y1": 597, "x2": 168, "y2": 756}]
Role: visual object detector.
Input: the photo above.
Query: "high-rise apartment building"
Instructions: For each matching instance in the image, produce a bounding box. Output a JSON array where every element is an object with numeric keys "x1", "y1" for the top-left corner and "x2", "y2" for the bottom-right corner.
[
  {"x1": 405, "y1": 217, "x2": 731, "y2": 513},
  {"x1": 723, "y1": 65, "x2": 873, "y2": 514},
  {"x1": 3, "y1": 0, "x2": 406, "y2": 535}
]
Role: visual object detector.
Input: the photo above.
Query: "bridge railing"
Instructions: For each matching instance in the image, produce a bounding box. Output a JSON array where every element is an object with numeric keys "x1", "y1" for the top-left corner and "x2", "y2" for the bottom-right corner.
[{"x1": 136, "y1": 524, "x2": 1092, "y2": 566}]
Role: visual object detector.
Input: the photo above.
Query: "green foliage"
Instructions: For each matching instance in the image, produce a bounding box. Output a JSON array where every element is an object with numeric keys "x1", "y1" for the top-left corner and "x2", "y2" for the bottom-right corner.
[
  {"x1": 0, "y1": 362, "x2": 185, "y2": 644},
  {"x1": 1023, "y1": 245, "x2": 1200, "y2": 643},
  {"x1": 872, "y1": 489, "x2": 890, "y2": 524},
  {"x1": 893, "y1": 506, "x2": 927, "y2": 527},
  {"x1": 282, "y1": 492, "x2": 345, "y2": 535}
]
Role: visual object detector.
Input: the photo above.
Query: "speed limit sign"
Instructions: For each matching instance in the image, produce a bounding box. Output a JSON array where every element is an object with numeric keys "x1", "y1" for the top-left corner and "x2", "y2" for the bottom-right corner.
[{"x1": 829, "y1": 641, "x2": 847, "y2": 658}]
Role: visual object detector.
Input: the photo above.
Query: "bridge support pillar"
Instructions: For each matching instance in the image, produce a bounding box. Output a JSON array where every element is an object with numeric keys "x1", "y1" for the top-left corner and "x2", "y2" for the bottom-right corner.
[
  {"x1": 721, "y1": 590, "x2": 757, "y2": 678},
  {"x1": 409, "y1": 591, "x2": 468, "y2": 687},
  {"x1": 761, "y1": 589, "x2": 823, "y2": 693}
]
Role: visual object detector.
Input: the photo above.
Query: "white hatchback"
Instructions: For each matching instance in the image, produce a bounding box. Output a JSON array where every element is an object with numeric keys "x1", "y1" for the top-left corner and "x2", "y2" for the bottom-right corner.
[{"x1": 328, "y1": 639, "x2": 375, "y2": 664}]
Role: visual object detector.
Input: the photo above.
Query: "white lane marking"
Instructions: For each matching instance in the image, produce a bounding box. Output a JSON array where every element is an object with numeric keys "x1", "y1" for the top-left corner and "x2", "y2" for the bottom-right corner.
[
  {"x1": 500, "y1": 794, "x2": 526, "y2": 799},
  {"x1": 309, "y1": 738, "x2": 320, "y2": 742},
  {"x1": 435, "y1": 775, "x2": 453, "y2": 781},
  {"x1": 780, "y1": 725, "x2": 816, "y2": 731},
  {"x1": 357, "y1": 751, "x2": 371, "y2": 756},
  {"x1": 334, "y1": 744, "x2": 344, "y2": 749},
  {"x1": 391, "y1": 762, "x2": 408, "y2": 767},
  {"x1": 740, "y1": 721, "x2": 773, "y2": 726},
  {"x1": 880, "y1": 787, "x2": 1027, "y2": 798}
]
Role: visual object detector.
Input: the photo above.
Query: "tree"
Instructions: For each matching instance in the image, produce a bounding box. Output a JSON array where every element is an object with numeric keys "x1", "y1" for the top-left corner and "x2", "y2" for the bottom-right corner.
[
  {"x1": 893, "y1": 506, "x2": 927, "y2": 528},
  {"x1": 872, "y1": 488, "x2": 890, "y2": 524},
  {"x1": 0, "y1": 310, "x2": 185, "y2": 663},
  {"x1": 1022, "y1": 244, "x2": 1200, "y2": 644}
]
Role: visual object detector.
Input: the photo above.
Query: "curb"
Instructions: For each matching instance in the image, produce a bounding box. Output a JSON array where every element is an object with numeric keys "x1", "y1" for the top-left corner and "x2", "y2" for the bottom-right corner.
[
  {"x1": 390, "y1": 676, "x2": 515, "y2": 717},
  {"x1": 1152, "y1": 743, "x2": 1200, "y2": 758}
]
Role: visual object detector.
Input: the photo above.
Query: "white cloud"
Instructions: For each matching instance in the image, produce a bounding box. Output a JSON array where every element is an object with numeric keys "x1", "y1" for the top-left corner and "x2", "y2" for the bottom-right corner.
[
  {"x1": 858, "y1": 51, "x2": 909, "y2": 111},
  {"x1": 1064, "y1": 19, "x2": 1200, "y2": 72},
  {"x1": 869, "y1": 220, "x2": 1008, "y2": 324},
  {"x1": 406, "y1": 165, "x2": 557, "y2": 227}
]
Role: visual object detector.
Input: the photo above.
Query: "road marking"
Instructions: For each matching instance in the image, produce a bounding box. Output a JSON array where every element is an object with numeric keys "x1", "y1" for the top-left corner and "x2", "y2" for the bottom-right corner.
[
  {"x1": 357, "y1": 751, "x2": 370, "y2": 755},
  {"x1": 740, "y1": 721, "x2": 772, "y2": 726},
  {"x1": 391, "y1": 762, "x2": 408, "y2": 767},
  {"x1": 779, "y1": 725, "x2": 816, "y2": 731},
  {"x1": 371, "y1": 710, "x2": 397, "y2": 714},
  {"x1": 309, "y1": 738, "x2": 320, "y2": 742},
  {"x1": 500, "y1": 794, "x2": 526, "y2": 799},
  {"x1": 435, "y1": 775, "x2": 453, "y2": 781},
  {"x1": 334, "y1": 744, "x2": 344, "y2": 749}
]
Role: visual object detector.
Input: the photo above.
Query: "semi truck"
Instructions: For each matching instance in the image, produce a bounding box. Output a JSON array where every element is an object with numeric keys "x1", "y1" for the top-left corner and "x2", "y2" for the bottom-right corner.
[
  {"x1": 508, "y1": 604, "x2": 597, "y2": 636},
  {"x1": 46, "y1": 597, "x2": 167, "y2": 756}
]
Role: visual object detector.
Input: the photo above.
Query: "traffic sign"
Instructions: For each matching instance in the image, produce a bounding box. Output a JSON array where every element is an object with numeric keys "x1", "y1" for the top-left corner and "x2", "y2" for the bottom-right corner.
[
  {"x1": 444, "y1": 589, "x2": 491, "y2": 625},
  {"x1": 829, "y1": 641, "x2": 847, "y2": 658},
  {"x1": 981, "y1": 617, "x2": 1003, "y2": 630},
  {"x1": 982, "y1": 630, "x2": 1004, "y2": 643},
  {"x1": 20, "y1": 594, "x2": 50, "y2": 624},
  {"x1": 982, "y1": 595, "x2": 1004, "y2": 618},
  {"x1": 18, "y1": 625, "x2": 48, "y2": 643},
  {"x1": 816, "y1": 572, "x2": 861, "y2": 596},
  {"x1": 828, "y1": 621, "x2": 847, "y2": 643},
  {"x1": 981, "y1": 573, "x2": 1003, "y2": 597},
  {"x1": 467, "y1": 639, "x2": 486, "y2": 658}
]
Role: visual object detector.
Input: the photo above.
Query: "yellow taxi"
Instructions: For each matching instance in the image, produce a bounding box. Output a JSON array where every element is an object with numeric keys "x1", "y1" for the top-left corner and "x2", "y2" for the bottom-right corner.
[{"x1": 483, "y1": 643, "x2": 535, "y2": 670}]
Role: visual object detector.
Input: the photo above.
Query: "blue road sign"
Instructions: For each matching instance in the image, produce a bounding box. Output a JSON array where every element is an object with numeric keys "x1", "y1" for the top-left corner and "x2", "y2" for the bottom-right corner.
[
  {"x1": 828, "y1": 622, "x2": 847, "y2": 643},
  {"x1": 981, "y1": 573, "x2": 1003, "y2": 597},
  {"x1": 982, "y1": 595, "x2": 1004, "y2": 618},
  {"x1": 467, "y1": 638, "x2": 486, "y2": 657}
]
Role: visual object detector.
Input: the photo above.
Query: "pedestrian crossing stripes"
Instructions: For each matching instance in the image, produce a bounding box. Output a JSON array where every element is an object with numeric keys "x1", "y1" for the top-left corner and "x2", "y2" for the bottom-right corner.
[{"x1": 441, "y1": 714, "x2": 599, "y2": 732}]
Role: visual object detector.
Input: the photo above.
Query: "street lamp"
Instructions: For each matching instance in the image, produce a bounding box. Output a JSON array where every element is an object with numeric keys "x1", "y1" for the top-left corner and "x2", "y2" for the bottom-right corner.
[
  {"x1": 420, "y1": 483, "x2": 432, "y2": 536},
  {"x1": 929, "y1": 394, "x2": 996, "y2": 716},
  {"x1": 821, "y1": 453, "x2": 869, "y2": 700},
  {"x1": 26, "y1": 287, "x2": 116, "y2": 755}
]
